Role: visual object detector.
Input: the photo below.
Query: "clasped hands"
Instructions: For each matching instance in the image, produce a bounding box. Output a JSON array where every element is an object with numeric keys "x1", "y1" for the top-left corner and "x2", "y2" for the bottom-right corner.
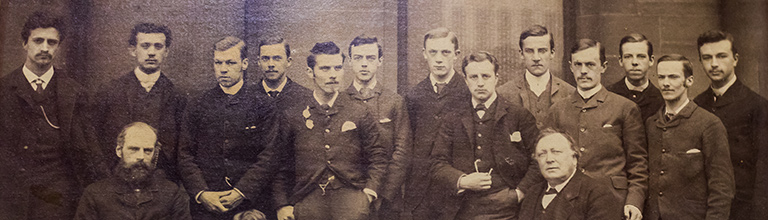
[
  {"x1": 458, "y1": 171, "x2": 525, "y2": 203},
  {"x1": 199, "y1": 189, "x2": 244, "y2": 213}
]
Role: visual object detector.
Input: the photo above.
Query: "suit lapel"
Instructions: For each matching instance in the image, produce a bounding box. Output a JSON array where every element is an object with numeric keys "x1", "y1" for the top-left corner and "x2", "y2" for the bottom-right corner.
[
  {"x1": 9, "y1": 68, "x2": 39, "y2": 112},
  {"x1": 552, "y1": 172, "x2": 584, "y2": 219},
  {"x1": 516, "y1": 76, "x2": 532, "y2": 110},
  {"x1": 714, "y1": 80, "x2": 745, "y2": 107}
]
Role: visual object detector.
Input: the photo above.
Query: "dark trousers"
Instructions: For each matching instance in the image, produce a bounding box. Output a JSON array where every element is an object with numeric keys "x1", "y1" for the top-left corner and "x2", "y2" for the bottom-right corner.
[
  {"x1": 455, "y1": 187, "x2": 519, "y2": 220},
  {"x1": 294, "y1": 186, "x2": 371, "y2": 220}
]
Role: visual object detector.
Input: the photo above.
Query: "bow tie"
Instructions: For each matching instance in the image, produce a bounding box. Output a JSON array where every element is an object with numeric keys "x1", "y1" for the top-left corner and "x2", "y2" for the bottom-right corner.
[
  {"x1": 475, "y1": 104, "x2": 487, "y2": 112},
  {"x1": 545, "y1": 188, "x2": 558, "y2": 195}
]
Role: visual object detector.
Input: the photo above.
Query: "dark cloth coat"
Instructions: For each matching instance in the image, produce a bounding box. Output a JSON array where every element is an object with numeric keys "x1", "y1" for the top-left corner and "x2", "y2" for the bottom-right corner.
[
  {"x1": 606, "y1": 78, "x2": 664, "y2": 121},
  {"x1": 518, "y1": 171, "x2": 622, "y2": 220},
  {"x1": 430, "y1": 97, "x2": 541, "y2": 219},
  {"x1": 253, "y1": 77, "x2": 312, "y2": 110},
  {"x1": 644, "y1": 102, "x2": 734, "y2": 220},
  {"x1": 74, "y1": 174, "x2": 191, "y2": 220},
  {"x1": 693, "y1": 79, "x2": 768, "y2": 220},
  {"x1": 544, "y1": 87, "x2": 649, "y2": 211}
]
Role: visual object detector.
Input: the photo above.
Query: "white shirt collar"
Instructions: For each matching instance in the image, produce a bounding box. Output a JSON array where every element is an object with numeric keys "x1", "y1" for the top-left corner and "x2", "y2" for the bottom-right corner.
[
  {"x1": 712, "y1": 75, "x2": 737, "y2": 96},
  {"x1": 262, "y1": 77, "x2": 288, "y2": 93},
  {"x1": 578, "y1": 84, "x2": 603, "y2": 100},
  {"x1": 22, "y1": 64, "x2": 54, "y2": 90},
  {"x1": 429, "y1": 69, "x2": 455, "y2": 93},
  {"x1": 353, "y1": 78, "x2": 378, "y2": 92},
  {"x1": 472, "y1": 92, "x2": 498, "y2": 109},
  {"x1": 313, "y1": 90, "x2": 339, "y2": 108},
  {"x1": 220, "y1": 79, "x2": 244, "y2": 95},
  {"x1": 624, "y1": 77, "x2": 649, "y2": 92},
  {"x1": 525, "y1": 69, "x2": 551, "y2": 94},
  {"x1": 548, "y1": 169, "x2": 577, "y2": 193},
  {"x1": 133, "y1": 66, "x2": 161, "y2": 84},
  {"x1": 665, "y1": 98, "x2": 690, "y2": 116}
]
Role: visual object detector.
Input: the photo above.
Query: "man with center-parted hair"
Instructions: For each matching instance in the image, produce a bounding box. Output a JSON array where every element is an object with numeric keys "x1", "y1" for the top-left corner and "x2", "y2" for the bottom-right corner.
[
  {"x1": 404, "y1": 27, "x2": 472, "y2": 219},
  {"x1": 92, "y1": 22, "x2": 186, "y2": 182},
  {"x1": 644, "y1": 54, "x2": 734, "y2": 220},
  {"x1": 606, "y1": 33, "x2": 664, "y2": 121},
  {"x1": 345, "y1": 34, "x2": 411, "y2": 220},
  {"x1": 544, "y1": 38, "x2": 648, "y2": 220},
  {"x1": 254, "y1": 37, "x2": 312, "y2": 109},
  {"x1": 430, "y1": 51, "x2": 540, "y2": 219},
  {"x1": 496, "y1": 25, "x2": 575, "y2": 129},
  {"x1": 272, "y1": 41, "x2": 386, "y2": 220},
  {"x1": 179, "y1": 36, "x2": 280, "y2": 220}
]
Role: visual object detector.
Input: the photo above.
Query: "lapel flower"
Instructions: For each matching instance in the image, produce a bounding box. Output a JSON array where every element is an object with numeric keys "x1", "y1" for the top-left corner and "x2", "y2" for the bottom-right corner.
[
  {"x1": 303, "y1": 106, "x2": 311, "y2": 119},
  {"x1": 306, "y1": 119, "x2": 314, "y2": 130}
]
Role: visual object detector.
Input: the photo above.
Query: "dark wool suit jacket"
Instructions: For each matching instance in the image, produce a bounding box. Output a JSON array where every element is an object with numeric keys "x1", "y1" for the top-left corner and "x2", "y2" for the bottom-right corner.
[
  {"x1": 518, "y1": 171, "x2": 622, "y2": 220},
  {"x1": 430, "y1": 97, "x2": 541, "y2": 219},
  {"x1": 178, "y1": 84, "x2": 282, "y2": 216},
  {"x1": 346, "y1": 83, "x2": 412, "y2": 201},
  {"x1": 544, "y1": 87, "x2": 649, "y2": 211},
  {"x1": 644, "y1": 102, "x2": 734, "y2": 220},
  {"x1": 272, "y1": 93, "x2": 387, "y2": 207},
  {"x1": 254, "y1": 77, "x2": 312, "y2": 110},
  {"x1": 75, "y1": 174, "x2": 191, "y2": 220},
  {"x1": 606, "y1": 78, "x2": 664, "y2": 121},
  {"x1": 403, "y1": 73, "x2": 472, "y2": 214},
  {"x1": 0, "y1": 67, "x2": 109, "y2": 219},
  {"x1": 693, "y1": 79, "x2": 768, "y2": 220},
  {"x1": 92, "y1": 71, "x2": 186, "y2": 181}
]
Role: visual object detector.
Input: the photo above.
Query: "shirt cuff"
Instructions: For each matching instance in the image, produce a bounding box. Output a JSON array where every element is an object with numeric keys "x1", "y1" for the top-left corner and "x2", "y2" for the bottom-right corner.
[
  {"x1": 195, "y1": 191, "x2": 205, "y2": 204},
  {"x1": 456, "y1": 174, "x2": 468, "y2": 194},
  {"x1": 233, "y1": 188, "x2": 247, "y2": 199},
  {"x1": 363, "y1": 188, "x2": 378, "y2": 200}
]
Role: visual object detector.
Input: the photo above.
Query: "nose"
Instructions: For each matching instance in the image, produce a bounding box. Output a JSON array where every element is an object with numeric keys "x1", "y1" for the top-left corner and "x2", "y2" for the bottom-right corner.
[
  {"x1": 580, "y1": 65, "x2": 590, "y2": 74},
  {"x1": 545, "y1": 153, "x2": 555, "y2": 163},
  {"x1": 631, "y1": 57, "x2": 639, "y2": 66},
  {"x1": 533, "y1": 52, "x2": 541, "y2": 61},
  {"x1": 710, "y1": 59, "x2": 720, "y2": 68}
]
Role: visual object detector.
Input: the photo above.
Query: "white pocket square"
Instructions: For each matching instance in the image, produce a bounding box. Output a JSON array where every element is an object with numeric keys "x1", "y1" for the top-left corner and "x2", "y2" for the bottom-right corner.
[
  {"x1": 603, "y1": 124, "x2": 613, "y2": 128},
  {"x1": 379, "y1": 118, "x2": 392, "y2": 123},
  {"x1": 686, "y1": 149, "x2": 701, "y2": 154},
  {"x1": 341, "y1": 121, "x2": 357, "y2": 132},
  {"x1": 510, "y1": 131, "x2": 522, "y2": 142}
]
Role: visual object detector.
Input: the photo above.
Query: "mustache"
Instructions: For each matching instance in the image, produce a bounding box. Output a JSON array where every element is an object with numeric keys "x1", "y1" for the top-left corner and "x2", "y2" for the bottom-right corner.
[{"x1": 35, "y1": 53, "x2": 52, "y2": 59}]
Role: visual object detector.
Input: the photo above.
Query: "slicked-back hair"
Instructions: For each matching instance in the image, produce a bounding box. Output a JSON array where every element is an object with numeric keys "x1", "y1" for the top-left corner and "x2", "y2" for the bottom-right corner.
[
  {"x1": 307, "y1": 41, "x2": 345, "y2": 69},
  {"x1": 697, "y1": 30, "x2": 737, "y2": 56},
  {"x1": 129, "y1": 23, "x2": 172, "y2": 47},
  {"x1": 619, "y1": 33, "x2": 653, "y2": 57},
  {"x1": 519, "y1": 25, "x2": 554, "y2": 51},
  {"x1": 21, "y1": 11, "x2": 65, "y2": 43},
  {"x1": 462, "y1": 51, "x2": 499, "y2": 76},
  {"x1": 349, "y1": 34, "x2": 383, "y2": 58},
  {"x1": 571, "y1": 38, "x2": 606, "y2": 64},
  {"x1": 423, "y1": 27, "x2": 459, "y2": 50},
  {"x1": 214, "y1": 36, "x2": 247, "y2": 60},
  {"x1": 258, "y1": 37, "x2": 291, "y2": 58},
  {"x1": 657, "y1": 54, "x2": 693, "y2": 78},
  {"x1": 533, "y1": 128, "x2": 580, "y2": 160}
]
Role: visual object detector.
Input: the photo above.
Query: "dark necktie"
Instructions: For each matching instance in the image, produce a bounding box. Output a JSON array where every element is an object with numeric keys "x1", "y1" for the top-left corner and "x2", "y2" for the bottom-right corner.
[
  {"x1": 475, "y1": 104, "x2": 487, "y2": 119},
  {"x1": 360, "y1": 87, "x2": 374, "y2": 100},
  {"x1": 320, "y1": 104, "x2": 331, "y2": 111},
  {"x1": 664, "y1": 113, "x2": 675, "y2": 122},
  {"x1": 33, "y1": 79, "x2": 44, "y2": 95},
  {"x1": 545, "y1": 188, "x2": 558, "y2": 195},
  {"x1": 268, "y1": 90, "x2": 280, "y2": 98},
  {"x1": 435, "y1": 82, "x2": 447, "y2": 94}
]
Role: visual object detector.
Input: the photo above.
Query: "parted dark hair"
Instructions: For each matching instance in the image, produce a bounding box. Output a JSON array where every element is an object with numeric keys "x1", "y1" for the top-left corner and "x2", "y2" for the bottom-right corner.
[
  {"x1": 349, "y1": 34, "x2": 383, "y2": 58},
  {"x1": 571, "y1": 38, "x2": 606, "y2": 64},
  {"x1": 307, "y1": 41, "x2": 345, "y2": 69},
  {"x1": 423, "y1": 27, "x2": 459, "y2": 50},
  {"x1": 214, "y1": 36, "x2": 247, "y2": 60},
  {"x1": 258, "y1": 37, "x2": 291, "y2": 58},
  {"x1": 129, "y1": 23, "x2": 172, "y2": 47},
  {"x1": 619, "y1": 33, "x2": 653, "y2": 57},
  {"x1": 657, "y1": 54, "x2": 693, "y2": 78},
  {"x1": 21, "y1": 11, "x2": 65, "y2": 43},
  {"x1": 533, "y1": 128, "x2": 580, "y2": 160},
  {"x1": 519, "y1": 25, "x2": 554, "y2": 51},
  {"x1": 462, "y1": 51, "x2": 499, "y2": 75},
  {"x1": 697, "y1": 30, "x2": 737, "y2": 56}
]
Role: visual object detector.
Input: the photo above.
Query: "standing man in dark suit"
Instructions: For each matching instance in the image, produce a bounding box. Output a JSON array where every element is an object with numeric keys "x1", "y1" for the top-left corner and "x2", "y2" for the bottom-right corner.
[
  {"x1": 404, "y1": 27, "x2": 472, "y2": 220},
  {"x1": 345, "y1": 35, "x2": 411, "y2": 220},
  {"x1": 0, "y1": 11, "x2": 108, "y2": 220},
  {"x1": 545, "y1": 39, "x2": 648, "y2": 220},
  {"x1": 273, "y1": 41, "x2": 387, "y2": 220},
  {"x1": 692, "y1": 30, "x2": 768, "y2": 220},
  {"x1": 92, "y1": 23, "x2": 186, "y2": 182},
  {"x1": 644, "y1": 54, "x2": 734, "y2": 220},
  {"x1": 496, "y1": 25, "x2": 575, "y2": 129},
  {"x1": 179, "y1": 36, "x2": 281, "y2": 220},
  {"x1": 518, "y1": 129, "x2": 621, "y2": 220},
  {"x1": 255, "y1": 37, "x2": 312, "y2": 109},
  {"x1": 430, "y1": 51, "x2": 539, "y2": 220},
  {"x1": 606, "y1": 34, "x2": 664, "y2": 121}
]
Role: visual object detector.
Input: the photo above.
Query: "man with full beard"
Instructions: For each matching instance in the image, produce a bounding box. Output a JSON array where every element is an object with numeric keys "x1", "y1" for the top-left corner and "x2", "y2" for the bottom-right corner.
[{"x1": 74, "y1": 122, "x2": 191, "y2": 219}]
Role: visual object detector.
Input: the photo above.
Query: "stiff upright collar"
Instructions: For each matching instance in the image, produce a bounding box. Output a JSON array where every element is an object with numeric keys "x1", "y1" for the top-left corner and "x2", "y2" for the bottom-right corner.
[
  {"x1": 577, "y1": 84, "x2": 603, "y2": 100},
  {"x1": 220, "y1": 79, "x2": 244, "y2": 95},
  {"x1": 22, "y1": 64, "x2": 54, "y2": 90},
  {"x1": 711, "y1": 75, "x2": 737, "y2": 96},
  {"x1": 624, "y1": 77, "x2": 649, "y2": 92},
  {"x1": 263, "y1": 77, "x2": 288, "y2": 93}
]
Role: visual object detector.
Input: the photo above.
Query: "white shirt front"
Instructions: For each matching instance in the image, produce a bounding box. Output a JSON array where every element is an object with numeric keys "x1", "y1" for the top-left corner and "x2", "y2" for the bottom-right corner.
[
  {"x1": 542, "y1": 169, "x2": 577, "y2": 209},
  {"x1": 220, "y1": 79, "x2": 244, "y2": 95},
  {"x1": 22, "y1": 65, "x2": 54, "y2": 91},
  {"x1": 577, "y1": 84, "x2": 603, "y2": 100},
  {"x1": 665, "y1": 98, "x2": 690, "y2": 116},
  {"x1": 624, "y1": 77, "x2": 649, "y2": 92},
  {"x1": 525, "y1": 70, "x2": 551, "y2": 97},
  {"x1": 134, "y1": 67, "x2": 161, "y2": 92}
]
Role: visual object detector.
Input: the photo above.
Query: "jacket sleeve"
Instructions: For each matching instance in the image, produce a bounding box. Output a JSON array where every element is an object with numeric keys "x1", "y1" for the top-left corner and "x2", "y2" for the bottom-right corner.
[
  {"x1": 74, "y1": 186, "x2": 99, "y2": 220},
  {"x1": 272, "y1": 114, "x2": 295, "y2": 209},
  {"x1": 361, "y1": 110, "x2": 387, "y2": 193},
  {"x1": 429, "y1": 115, "x2": 465, "y2": 193},
  {"x1": 172, "y1": 183, "x2": 193, "y2": 220},
  {"x1": 235, "y1": 105, "x2": 285, "y2": 199},
  {"x1": 703, "y1": 119, "x2": 735, "y2": 220},
  {"x1": 515, "y1": 107, "x2": 543, "y2": 193},
  {"x1": 177, "y1": 100, "x2": 209, "y2": 197},
  {"x1": 587, "y1": 180, "x2": 624, "y2": 220},
  {"x1": 381, "y1": 97, "x2": 412, "y2": 200},
  {"x1": 622, "y1": 104, "x2": 649, "y2": 210}
]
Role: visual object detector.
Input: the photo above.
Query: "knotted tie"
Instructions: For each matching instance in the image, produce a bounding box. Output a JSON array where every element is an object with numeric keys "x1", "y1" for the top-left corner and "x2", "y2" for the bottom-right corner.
[
  {"x1": 475, "y1": 103, "x2": 487, "y2": 119},
  {"x1": 360, "y1": 87, "x2": 374, "y2": 100},
  {"x1": 33, "y1": 78, "x2": 44, "y2": 95},
  {"x1": 268, "y1": 90, "x2": 280, "y2": 98},
  {"x1": 435, "y1": 82, "x2": 447, "y2": 94},
  {"x1": 545, "y1": 188, "x2": 558, "y2": 195}
]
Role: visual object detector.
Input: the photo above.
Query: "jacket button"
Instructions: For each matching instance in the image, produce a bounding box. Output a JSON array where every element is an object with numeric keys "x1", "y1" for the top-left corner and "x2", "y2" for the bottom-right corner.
[
  {"x1": 579, "y1": 128, "x2": 586, "y2": 132},
  {"x1": 581, "y1": 109, "x2": 587, "y2": 113},
  {"x1": 579, "y1": 147, "x2": 586, "y2": 152},
  {"x1": 477, "y1": 133, "x2": 482, "y2": 138},
  {"x1": 662, "y1": 128, "x2": 667, "y2": 131},
  {"x1": 224, "y1": 139, "x2": 230, "y2": 144},
  {"x1": 477, "y1": 146, "x2": 482, "y2": 150},
  {"x1": 327, "y1": 160, "x2": 331, "y2": 164},
  {"x1": 20, "y1": 168, "x2": 26, "y2": 172},
  {"x1": 434, "y1": 115, "x2": 439, "y2": 120},
  {"x1": 325, "y1": 129, "x2": 331, "y2": 133},
  {"x1": 325, "y1": 145, "x2": 330, "y2": 149},
  {"x1": 660, "y1": 170, "x2": 665, "y2": 175},
  {"x1": 658, "y1": 191, "x2": 663, "y2": 196},
  {"x1": 661, "y1": 149, "x2": 667, "y2": 153},
  {"x1": 23, "y1": 146, "x2": 28, "y2": 150}
]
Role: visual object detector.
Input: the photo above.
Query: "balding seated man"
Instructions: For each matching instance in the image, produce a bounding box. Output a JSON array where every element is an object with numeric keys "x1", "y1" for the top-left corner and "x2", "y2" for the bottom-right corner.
[{"x1": 75, "y1": 122, "x2": 191, "y2": 220}]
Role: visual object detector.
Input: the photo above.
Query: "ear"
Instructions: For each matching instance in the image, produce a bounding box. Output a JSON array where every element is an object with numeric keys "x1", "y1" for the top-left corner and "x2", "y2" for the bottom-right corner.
[
  {"x1": 306, "y1": 67, "x2": 315, "y2": 79},
  {"x1": 286, "y1": 56, "x2": 292, "y2": 67},
  {"x1": 376, "y1": 57, "x2": 383, "y2": 66},
  {"x1": 684, "y1": 75, "x2": 694, "y2": 87},
  {"x1": 733, "y1": 53, "x2": 739, "y2": 67},
  {"x1": 422, "y1": 48, "x2": 428, "y2": 60},
  {"x1": 241, "y1": 58, "x2": 249, "y2": 71},
  {"x1": 129, "y1": 46, "x2": 137, "y2": 57},
  {"x1": 115, "y1": 146, "x2": 123, "y2": 159},
  {"x1": 618, "y1": 56, "x2": 624, "y2": 67},
  {"x1": 549, "y1": 48, "x2": 555, "y2": 58},
  {"x1": 649, "y1": 55, "x2": 655, "y2": 67},
  {"x1": 600, "y1": 61, "x2": 608, "y2": 74}
]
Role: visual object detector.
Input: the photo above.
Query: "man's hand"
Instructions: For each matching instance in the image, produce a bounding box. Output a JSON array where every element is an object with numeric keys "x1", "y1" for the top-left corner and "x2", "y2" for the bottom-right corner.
[
  {"x1": 276, "y1": 206, "x2": 295, "y2": 220},
  {"x1": 458, "y1": 172, "x2": 492, "y2": 191},
  {"x1": 624, "y1": 205, "x2": 642, "y2": 220},
  {"x1": 199, "y1": 191, "x2": 229, "y2": 213},
  {"x1": 515, "y1": 188, "x2": 525, "y2": 203},
  {"x1": 220, "y1": 189, "x2": 245, "y2": 210}
]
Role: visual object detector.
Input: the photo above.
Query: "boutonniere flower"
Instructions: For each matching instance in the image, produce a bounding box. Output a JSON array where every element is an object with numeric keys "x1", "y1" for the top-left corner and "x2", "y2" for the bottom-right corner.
[
  {"x1": 303, "y1": 106, "x2": 311, "y2": 119},
  {"x1": 306, "y1": 119, "x2": 314, "y2": 129}
]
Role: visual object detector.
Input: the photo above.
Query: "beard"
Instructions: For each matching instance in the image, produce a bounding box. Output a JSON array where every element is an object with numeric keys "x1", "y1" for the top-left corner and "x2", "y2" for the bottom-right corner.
[{"x1": 114, "y1": 161, "x2": 155, "y2": 189}]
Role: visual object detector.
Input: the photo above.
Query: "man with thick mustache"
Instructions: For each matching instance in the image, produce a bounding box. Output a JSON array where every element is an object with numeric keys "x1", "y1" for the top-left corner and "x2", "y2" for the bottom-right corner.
[
  {"x1": 545, "y1": 39, "x2": 648, "y2": 220},
  {"x1": 0, "y1": 11, "x2": 108, "y2": 219},
  {"x1": 75, "y1": 122, "x2": 191, "y2": 220},
  {"x1": 692, "y1": 30, "x2": 768, "y2": 220},
  {"x1": 607, "y1": 34, "x2": 664, "y2": 121},
  {"x1": 179, "y1": 36, "x2": 280, "y2": 220},
  {"x1": 272, "y1": 41, "x2": 386, "y2": 220},
  {"x1": 255, "y1": 37, "x2": 312, "y2": 109},
  {"x1": 92, "y1": 23, "x2": 186, "y2": 182}
]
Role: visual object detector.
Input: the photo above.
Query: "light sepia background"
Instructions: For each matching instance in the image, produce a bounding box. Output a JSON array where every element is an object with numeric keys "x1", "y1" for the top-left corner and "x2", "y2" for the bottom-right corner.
[{"x1": 1, "y1": 0, "x2": 766, "y2": 102}]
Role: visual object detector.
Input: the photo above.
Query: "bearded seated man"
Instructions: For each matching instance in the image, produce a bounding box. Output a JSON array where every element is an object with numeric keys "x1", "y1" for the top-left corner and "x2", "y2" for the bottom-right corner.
[{"x1": 75, "y1": 122, "x2": 191, "y2": 220}]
